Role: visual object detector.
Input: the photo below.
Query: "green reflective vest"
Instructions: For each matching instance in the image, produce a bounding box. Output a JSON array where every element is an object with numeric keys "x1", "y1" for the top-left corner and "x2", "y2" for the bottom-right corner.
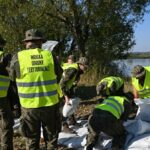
[
  {"x1": 62, "y1": 63, "x2": 78, "y2": 90},
  {"x1": 57, "y1": 84, "x2": 63, "y2": 98},
  {"x1": 16, "y1": 48, "x2": 59, "y2": 108},
  {"x1": 62, "y1": 63, "x2": 78, "y2": 71},
  {"x1": 0, "y1": 51, "x2": 10, "y2": 98},
  {"x1": 0, "y1": 75, "x2": 10, "y2": 98},
  {"x1": 98, "y1": 76, "x2": 124, "y2": 95},
  {"x1": 95, "y1": 96, "x2": 127, "y2": 119},
  {"x1": 132, "y1": 66, "x2": 150, "y2": 98}
]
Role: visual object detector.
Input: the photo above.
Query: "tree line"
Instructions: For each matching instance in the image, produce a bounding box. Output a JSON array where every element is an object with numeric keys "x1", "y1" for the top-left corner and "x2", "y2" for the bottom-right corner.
[{"x1": 0, "y1": 0, "x2": 150, "y2": 77}]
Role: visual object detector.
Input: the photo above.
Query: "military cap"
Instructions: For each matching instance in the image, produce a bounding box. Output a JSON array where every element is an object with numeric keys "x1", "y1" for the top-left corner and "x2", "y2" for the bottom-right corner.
[
  {"x1": 23, "y1": 29, "x2": 44, "y2": 42},
  {"x1": 77, "y1": 57, "x2": 88, "y2": 66},
  {"x1": 131, "y1": 65, "x2": 146, "y2": 78}
]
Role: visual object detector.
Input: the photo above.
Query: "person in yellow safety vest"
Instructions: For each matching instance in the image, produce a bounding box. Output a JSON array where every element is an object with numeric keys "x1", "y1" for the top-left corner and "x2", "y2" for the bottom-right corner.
[
  {"x1": 8, "y1": 29, "x2": 63, "y2": 150},
  {"x1": 96, "y1": 76, "x2": 124, "y2": 97},
  {"x1": 62, "y1": 55, "x2": 77, "y2": 70},
  {"x1": 0, "y1": 34, "x2": 14, "y2": 150},
  {"x1": 131, "y1": 65, "x2": 150, "y2": 99},
  {"x1": 85, "y1": 81, "x2": 134, "y2": 150},
  {"x1": 131, "y1": 65, "x2": 150, "y2": 121},
  {"x1": 60, "y1": 57, "x2": 88, "y2": 132}
]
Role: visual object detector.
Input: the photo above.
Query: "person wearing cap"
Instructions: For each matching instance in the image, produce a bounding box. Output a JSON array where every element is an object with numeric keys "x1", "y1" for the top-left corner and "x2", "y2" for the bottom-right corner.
[
  {"x1": 0, "y1": 35, "x2": 14, "y2": 150},
  {"x1": 131, "y1": 65, "x2": 149, "y2": 98},
  {"x1": 8, "y1": 29, "x2": 63, "y2": 150},
  {"x1": 85, "y1": 79, "x2": 133, "y2": 150},
  {"x1": 131, "y1": 65, "x2": 150, "y2": 121},
  {"x1": 60, "y1": 57, "x2": 88, "y2": 131}
]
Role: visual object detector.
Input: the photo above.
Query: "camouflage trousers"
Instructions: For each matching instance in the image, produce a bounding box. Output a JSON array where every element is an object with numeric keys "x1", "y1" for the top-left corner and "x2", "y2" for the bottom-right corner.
[
  {"x1": 20, "y1": 103, "x2": 61, "y2": 150},
  {"x1": 0, "y1": 98, "x2": 14, "y2": 150},
  {"x1": 86, "y1": 109, "x2": 126, "y2": 150}
]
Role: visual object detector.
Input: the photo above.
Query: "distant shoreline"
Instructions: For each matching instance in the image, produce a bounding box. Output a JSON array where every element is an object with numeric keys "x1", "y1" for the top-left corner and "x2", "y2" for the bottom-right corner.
[{"x1": 128, "y1": 52, "x2": 150, "y2": 59}]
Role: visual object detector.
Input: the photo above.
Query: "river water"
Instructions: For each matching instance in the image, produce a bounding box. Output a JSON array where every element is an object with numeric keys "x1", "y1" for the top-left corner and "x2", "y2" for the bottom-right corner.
[{"x1": 115, "y1": 58, "x2": 150, "y2": 77}]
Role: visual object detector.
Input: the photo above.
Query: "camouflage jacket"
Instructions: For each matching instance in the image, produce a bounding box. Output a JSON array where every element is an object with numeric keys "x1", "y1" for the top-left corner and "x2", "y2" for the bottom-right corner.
[{"x1": 60, "y1": 66, "x2": 83, "y2": 97}]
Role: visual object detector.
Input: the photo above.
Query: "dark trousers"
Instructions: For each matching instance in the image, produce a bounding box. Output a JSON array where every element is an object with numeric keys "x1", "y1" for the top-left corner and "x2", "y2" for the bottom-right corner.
[
  {"x1": 20, "y1": 103, "x2": 61, "y2": 150},
  {"x1": 86, "y1": 109, "x2": 126, "y2": 150},
  {"x1": 0, "y1": 98, "x2": 14, "y2": 150}
]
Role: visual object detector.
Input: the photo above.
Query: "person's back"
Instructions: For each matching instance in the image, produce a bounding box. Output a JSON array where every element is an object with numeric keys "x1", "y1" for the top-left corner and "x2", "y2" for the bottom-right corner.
[
  {"x1": 85, "y1": 77, "x2": 133, "y2": 150},
  {"x1": 8, "y1": 29, "x2": 62, "y2": 150},
  {"x1": 96, "y1": 76, "x2": 124, "y2": 96}
]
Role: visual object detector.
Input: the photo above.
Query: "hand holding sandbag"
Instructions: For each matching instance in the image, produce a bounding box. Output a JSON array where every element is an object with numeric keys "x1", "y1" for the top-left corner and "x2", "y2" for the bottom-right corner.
[{"x1": 62, "y1": 97, "x2": 80, "y2": 117}]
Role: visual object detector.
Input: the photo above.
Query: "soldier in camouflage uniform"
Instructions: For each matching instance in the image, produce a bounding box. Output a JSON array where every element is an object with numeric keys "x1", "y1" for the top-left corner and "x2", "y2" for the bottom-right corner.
[
  {"x1": 85, "y1": 77, "x2": 133, "y2": 150},
  {"x1": 60, "y1": 57, "x2": 88, "y2": 131},
  {"x1": 8, "y1": 29, "x2": 63, "y2": 150},
  {"x1": 0, "y1": 35, "x2": 14, "y2": 150}
]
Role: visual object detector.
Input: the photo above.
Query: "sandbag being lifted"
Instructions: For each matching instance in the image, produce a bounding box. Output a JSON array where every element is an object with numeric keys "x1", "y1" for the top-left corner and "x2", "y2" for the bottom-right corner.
[{"x1": 62, "y1": 97, "x2": 80, "y2": 117}]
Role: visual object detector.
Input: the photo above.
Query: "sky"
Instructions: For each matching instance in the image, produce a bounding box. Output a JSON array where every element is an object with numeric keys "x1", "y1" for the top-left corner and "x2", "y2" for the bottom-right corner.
[{"x1": 132, "y1": 11, "x2": 150, "y2": 52}]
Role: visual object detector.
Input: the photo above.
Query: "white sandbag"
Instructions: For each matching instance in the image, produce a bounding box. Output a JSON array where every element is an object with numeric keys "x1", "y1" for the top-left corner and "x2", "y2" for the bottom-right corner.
[
  {"x1": 58, "y1": 121, "x2": 88, "y2": 149},
  {"x1": 42, "y1": 40, "x2": 58, "y2": 51},
  {"x1": 62, "y1": 97, "x2": 80, "y2": 117},
  {"x1": 58, "y1": 121, "x2": 112, "y2": 150},
  {"x1": 125, "y1": 119, "x2": 150, "y2": 136},
  {"x1": 125, "y1": 133, "x2": 150, "y2": 150},
  {"x1": 134, "y1": 98, "x2": 150, "y2": 122}
]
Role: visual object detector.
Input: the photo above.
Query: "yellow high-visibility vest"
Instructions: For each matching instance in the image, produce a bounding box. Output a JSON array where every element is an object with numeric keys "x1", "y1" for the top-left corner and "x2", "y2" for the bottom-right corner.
[
  {"x1": 97, "y1": 76, "x2": 124, "y2": 95},
  {"x1": 62, "y1": 63, "x2": 78, "y2": 71},
  {"x1": 16, "y1": 48, "x2": 59, "y2": 108},
  {"x1": 0, "y1": 75, "x2": 10, "y2": 98},
  {"x1": 132, "y1": 66, "x2": 150, "y2": 98},
  {"x1": 61, "y1": 63, "x2": 78, "y2": 90},
  {"x1": 0, "y1": 51, "x2": 10, "y2": 98},
  {"x1": 95, "y1": 96, "x2": 127, "y2": 119}
]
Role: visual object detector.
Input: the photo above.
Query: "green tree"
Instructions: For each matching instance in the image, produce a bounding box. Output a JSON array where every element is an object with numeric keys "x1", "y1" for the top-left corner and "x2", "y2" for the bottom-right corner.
[{"x1": 0, "y1": 0, "x2": 150, "y2": 69}]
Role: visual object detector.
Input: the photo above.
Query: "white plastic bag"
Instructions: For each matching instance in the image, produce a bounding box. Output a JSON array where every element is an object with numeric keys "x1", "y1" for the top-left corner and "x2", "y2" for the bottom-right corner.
[
  {"x1": 62, "y1": 97, "x2": 80, "y2": 117},
  {"x1": 134, "y1": 98, "x2": 150, "y2": 122},
  {"x1": 42, "y1": 40, "x2": 58, "y2": 51}
]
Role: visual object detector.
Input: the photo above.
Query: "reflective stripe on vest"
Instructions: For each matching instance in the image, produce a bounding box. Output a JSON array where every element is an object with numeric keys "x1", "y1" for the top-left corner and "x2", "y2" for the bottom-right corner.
[
  {"x1": 132, "y1": 66, "x2": 150, "y2": 98},
  {"x1": 0, "y1": 75, "x2": 10, "y2": 98},
  {"x1": 62, "y1": 63, "x2": 78, "y2": 90},
  {"x1": 98, "y1": 76, "x2": 123, "y2": 95},
  {"x1": 95, "y1": 96, "x2": 126, "y2": 119},
  {"x1": 16, "y1": 48, "x2": 58, "y2": 108}
]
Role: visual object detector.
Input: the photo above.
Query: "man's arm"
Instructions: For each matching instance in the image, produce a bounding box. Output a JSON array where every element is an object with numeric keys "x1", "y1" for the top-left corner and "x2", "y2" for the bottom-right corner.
[
  {"x1": 121, "y1": 100, "x2": 132, "y2": 121},
  {"x1": 0, "y1": 53, "x2": 12, "y2": 76},
  {"x1": 132, "y1": 86, "x2": 139, "y2": 99},
  {"x1": 53, "y1": 54, "x2": 63, "y2": 83},
  {"x1": 7, "y1": 53, "x2": 21, "y2": 81}
]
